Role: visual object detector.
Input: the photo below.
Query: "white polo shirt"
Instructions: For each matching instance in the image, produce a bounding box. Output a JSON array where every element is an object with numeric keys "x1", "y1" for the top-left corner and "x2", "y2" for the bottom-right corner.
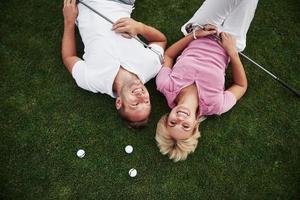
[{"x1": 72, "y1": 0, "x2": 164, "y2": 98}]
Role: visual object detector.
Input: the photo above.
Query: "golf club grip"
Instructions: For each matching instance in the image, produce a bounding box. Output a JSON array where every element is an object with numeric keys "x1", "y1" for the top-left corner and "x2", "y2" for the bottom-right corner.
[{"x1": 277, "y1": 78, "x2": 300, "y2": 97}]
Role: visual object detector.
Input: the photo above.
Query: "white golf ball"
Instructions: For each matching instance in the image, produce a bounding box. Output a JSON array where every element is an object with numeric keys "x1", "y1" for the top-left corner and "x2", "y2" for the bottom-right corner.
[
  {"x1": 129, "y1": 168, "x2": 137, "y2": 177},
  {"x1": 77, "y1": 149, "x2": 85, "y2": 158},
  {"x1": 125, "y1": 145, "x2": 133, "y2": 154}
]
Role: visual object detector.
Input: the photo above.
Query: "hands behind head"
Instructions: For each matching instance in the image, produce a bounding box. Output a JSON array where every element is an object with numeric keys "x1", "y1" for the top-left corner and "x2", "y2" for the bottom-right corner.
[
  {"x1": 63, "y1": 0, "x2": 78, "y2": 25},
  {"x1": 112, "y1": 17, "x2": 143, "y2": 39}
]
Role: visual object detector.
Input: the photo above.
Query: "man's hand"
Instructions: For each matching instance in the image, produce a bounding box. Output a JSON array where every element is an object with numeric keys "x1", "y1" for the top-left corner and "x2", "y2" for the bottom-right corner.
[
  {"x1": 218, "y1": 32, "x2": 237, "y2": 57},
  {"x1": 112, "y1": 17, "x2": 143, "y2": 38},
  {"x1": 112, "y1": 17, "x2": 166, "y2": 49},
  {"x1": 195, "y1": 24, "x2": 218, "y2": 38},
  {"x1": 63, "y1": 0, "x2": 78, "y2": 25}
]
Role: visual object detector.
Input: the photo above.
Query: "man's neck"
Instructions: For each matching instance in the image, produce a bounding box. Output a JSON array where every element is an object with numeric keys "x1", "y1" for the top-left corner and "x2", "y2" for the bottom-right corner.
[{"x1": 113, "y1": 66, "x2": 139, "y2": 95}]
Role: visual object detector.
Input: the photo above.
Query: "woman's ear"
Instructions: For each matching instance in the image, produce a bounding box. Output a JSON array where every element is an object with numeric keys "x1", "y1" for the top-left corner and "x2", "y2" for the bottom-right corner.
[
  {"x1": 115, "y1": 97, "x2": 122, "y2": 110},
  {"x1": 194, "y1": 120, "x2": 200, "y2": 129}
]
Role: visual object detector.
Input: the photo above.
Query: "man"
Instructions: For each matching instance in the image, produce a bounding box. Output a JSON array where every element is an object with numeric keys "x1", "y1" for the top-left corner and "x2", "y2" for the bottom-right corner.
[{"x1": 61, "y1": 0, "x2": 166, "y2": 128}]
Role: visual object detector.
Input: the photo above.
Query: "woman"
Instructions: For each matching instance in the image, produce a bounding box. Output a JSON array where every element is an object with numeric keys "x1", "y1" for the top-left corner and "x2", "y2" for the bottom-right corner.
[{"x1": 155, "y1": 0, "x2": 258, "y2": 162}]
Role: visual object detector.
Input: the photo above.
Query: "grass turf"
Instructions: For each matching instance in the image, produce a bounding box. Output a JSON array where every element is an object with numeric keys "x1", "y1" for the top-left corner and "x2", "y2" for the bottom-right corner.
[{"x1": 0, "y1": 0, "x2": 300, "y2": 199}]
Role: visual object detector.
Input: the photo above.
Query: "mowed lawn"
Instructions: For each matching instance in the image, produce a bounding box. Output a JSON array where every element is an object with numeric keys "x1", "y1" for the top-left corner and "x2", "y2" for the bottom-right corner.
[{"x1": 1, "y1": 0, "x2": 299, "y2": 199}]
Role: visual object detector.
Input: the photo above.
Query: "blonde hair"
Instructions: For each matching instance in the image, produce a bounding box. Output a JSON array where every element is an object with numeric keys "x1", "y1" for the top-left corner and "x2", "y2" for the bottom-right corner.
[{"x1": 155, "y1": 114, "x2": 205, "y2": 162}]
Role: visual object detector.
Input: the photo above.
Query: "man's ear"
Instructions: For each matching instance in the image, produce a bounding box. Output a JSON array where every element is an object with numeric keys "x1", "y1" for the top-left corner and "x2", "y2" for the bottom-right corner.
[{"x1": 115, "y1": 97, "x2": 122, "y2": 110}]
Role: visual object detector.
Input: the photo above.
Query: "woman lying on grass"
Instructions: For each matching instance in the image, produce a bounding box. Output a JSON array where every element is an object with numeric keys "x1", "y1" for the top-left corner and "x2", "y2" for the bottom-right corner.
[{"x1": 155, "y1": 0, "x2": 258, "y2": 162}]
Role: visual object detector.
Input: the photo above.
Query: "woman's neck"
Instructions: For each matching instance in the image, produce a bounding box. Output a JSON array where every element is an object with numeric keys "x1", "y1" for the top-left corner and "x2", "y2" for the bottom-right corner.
[{"x1": 176, "y1": 84, "x2": 199, "y2": 114}]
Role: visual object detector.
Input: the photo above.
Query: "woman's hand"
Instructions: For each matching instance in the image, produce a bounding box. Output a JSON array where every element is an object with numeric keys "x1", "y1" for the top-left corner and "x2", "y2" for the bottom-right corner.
[
  {"x1": 218, "y1": 32, "x2": 237, "y2": 57},
  {"x1": 195, "y1": 24, "x2": 218, "y2": 38},
  {"x1": 63, "y1": 0, "x2": 78, "y2": 25},
  {"x1": 112, "y1": 17, "x2": 143, "y2": 38}
]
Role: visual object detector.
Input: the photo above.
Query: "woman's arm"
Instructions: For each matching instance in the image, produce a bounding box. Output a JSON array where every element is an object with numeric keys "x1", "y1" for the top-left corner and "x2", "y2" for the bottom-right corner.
[
  {"x1": 219, "y1": 32, "x2": 247, "y2": 100},
  {"x1": 164, "y1": 26, "x2": 217, "y2": 68},
  {"x1": 163, "y1": 34, "x2": 194, "y2": 68}
]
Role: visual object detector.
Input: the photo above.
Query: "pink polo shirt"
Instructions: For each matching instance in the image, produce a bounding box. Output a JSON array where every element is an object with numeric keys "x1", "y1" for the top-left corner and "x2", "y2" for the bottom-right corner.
[{"x1": 156, "y1": 36, "x2": 237, "y2": 117}]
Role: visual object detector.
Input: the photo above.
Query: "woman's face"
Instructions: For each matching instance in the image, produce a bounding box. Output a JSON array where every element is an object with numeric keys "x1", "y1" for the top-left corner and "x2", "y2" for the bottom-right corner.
[{"x1": 166, "y1": 105, "x2": 198, "y2": 140}]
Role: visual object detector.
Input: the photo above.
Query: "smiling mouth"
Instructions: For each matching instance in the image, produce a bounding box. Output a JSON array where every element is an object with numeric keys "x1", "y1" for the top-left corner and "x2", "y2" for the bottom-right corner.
[
  {"x1": 176, "y1": 106, "x2": 191, "y2": 117},
  {"x1": 177, "y1": 111, "x2": 189, "y2": 117},
  {"x1": 132, "y1": 88, "x2": 143, "y2": 94}
]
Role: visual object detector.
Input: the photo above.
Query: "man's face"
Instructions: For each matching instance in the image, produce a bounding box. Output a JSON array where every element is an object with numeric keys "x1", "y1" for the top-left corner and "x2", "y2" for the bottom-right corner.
[
  {"x1": 117, "y1": 79, "x2": 151, "y2": 122},
  {"x1": 166, "y1": 105, "x2": 198, "y2": 140}
]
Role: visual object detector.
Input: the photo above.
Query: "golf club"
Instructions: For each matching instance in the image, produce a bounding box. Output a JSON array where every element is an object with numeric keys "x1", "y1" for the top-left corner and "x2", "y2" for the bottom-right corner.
[
  {"x1": 76, "y1": 1, "x2": 299, "y2": 97},
  {"x1": 77, "y1": 0, "x2": 164, "y2": 63},
  {"x1": 191, "y1": 24, "x2": 300, "y2": 97}
]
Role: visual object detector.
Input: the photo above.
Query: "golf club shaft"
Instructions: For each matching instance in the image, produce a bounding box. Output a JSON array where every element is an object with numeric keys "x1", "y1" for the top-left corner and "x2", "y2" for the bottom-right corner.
[
  {"x1": 196, "y1": 25, "x2": 300, "y2": 97},
  {"x1": 239, "y1": 52, "x2": 300, "y2": 97}
]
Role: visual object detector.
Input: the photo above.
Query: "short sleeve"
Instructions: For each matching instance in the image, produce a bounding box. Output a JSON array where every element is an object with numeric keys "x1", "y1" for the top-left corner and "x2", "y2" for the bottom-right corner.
[
  {"x1": 219, "y1": 91, "x2": 237, "y2": 114},
  {"x1": 156, "y1": 67, "x2": 171, "y2": 92},
  {"x1": 149, "y1": 43, "x2": 164, "y2": 56},
  {"x1": 71, "y1": 60, "x2": 91, "y2": 92}
]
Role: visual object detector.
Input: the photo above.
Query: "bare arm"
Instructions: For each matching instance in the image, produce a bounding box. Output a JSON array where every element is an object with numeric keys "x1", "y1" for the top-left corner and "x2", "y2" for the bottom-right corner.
[
  {"x1": 163, "y1": 34, "x2": 194, "y2": 68},
  {"x1": 164, "y1": 25, "x2": 217, "y2": 68},
  {"x1": 138, "y1": 23, "x2": 167, "y2": 49},
  {"x1": 219, "y1": 32, "x2": 247, "y2": 100},
  {"x1": 61, "y1": 0, "x2": 81, "y2": 73},
  {"x1": 112, "y1": 18, "x2": 167, "y2": 50}
]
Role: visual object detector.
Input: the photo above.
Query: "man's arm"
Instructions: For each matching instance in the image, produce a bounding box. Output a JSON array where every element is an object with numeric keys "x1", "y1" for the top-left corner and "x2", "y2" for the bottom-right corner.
[
  {"x1": 219, "y1": 32, "x2": 247, "y2": 100},
  {"x1": 62, "y1": 0, "x2": 81, "y2": 73},
  {"x1": 112, "y1": 17, "x2": 167, "y2": 50},
  {"x1": 138, "y1": 23, "x2": 167, "y2": 49}
]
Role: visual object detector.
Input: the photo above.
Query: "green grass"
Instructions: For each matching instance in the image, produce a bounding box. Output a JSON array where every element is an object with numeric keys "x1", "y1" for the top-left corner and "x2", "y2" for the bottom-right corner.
[{"x1": 1, "y1": 0, "x2": 299, "y2": 199}]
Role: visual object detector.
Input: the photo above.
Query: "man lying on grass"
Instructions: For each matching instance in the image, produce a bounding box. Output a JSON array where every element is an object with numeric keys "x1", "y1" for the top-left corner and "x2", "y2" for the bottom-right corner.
[
  {"x1": 155, "y1": 0, "x2": 258, "y2": 162},
  {"x1": 61, "y1": 0, "x2": 166, "y2": 128}
]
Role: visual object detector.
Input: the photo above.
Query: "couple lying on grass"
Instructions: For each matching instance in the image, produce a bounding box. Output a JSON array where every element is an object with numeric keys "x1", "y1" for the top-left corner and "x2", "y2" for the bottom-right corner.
[{"x1": 62, "y1": 0, "x2": 258, "y2": 162}]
